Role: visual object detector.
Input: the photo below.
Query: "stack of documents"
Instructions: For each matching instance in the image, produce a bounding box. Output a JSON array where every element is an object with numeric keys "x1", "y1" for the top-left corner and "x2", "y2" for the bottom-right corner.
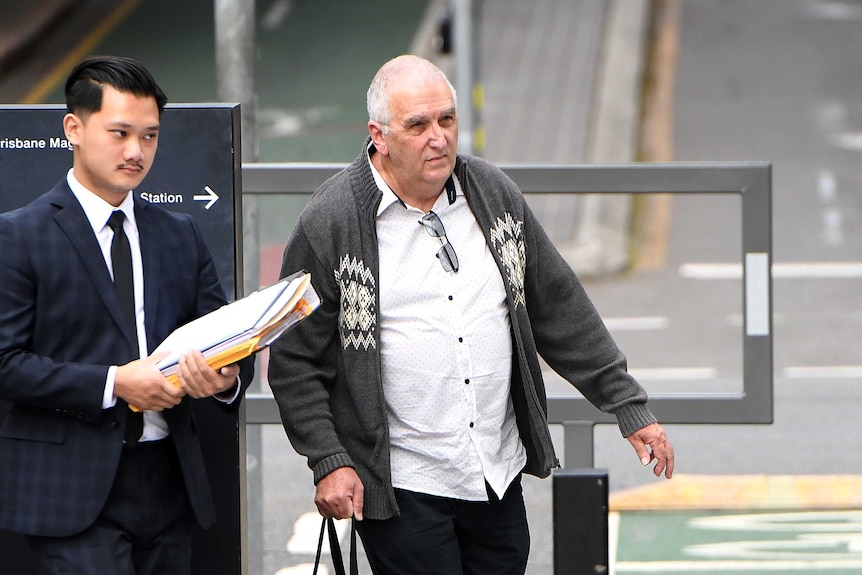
[{"x1": 153, "y1": 270, "x2": 320, "y2": 385}]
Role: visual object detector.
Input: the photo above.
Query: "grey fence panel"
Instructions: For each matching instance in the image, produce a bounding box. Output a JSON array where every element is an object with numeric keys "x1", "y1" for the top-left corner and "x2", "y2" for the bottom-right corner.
[{"x1": 241, "y1": 162, "x2": 772, "y2": 431}]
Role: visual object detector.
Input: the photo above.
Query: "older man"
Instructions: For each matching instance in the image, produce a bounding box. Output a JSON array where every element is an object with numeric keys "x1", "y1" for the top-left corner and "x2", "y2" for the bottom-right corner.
[{"x1": 268, "y1": 54, "x2": 673, "y2": 575}]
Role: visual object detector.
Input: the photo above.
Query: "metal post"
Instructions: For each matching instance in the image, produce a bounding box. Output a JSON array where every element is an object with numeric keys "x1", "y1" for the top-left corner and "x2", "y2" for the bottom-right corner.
[
  {"x1": 214, "y1": 0, "x2": 260, "y2": 295},
  {"x1": 452, "y1": 0, "x2": 473, "y2": 154},
  {"x1": 563, "y1": 420, "x2": 596, "y2": 468},
  {"x1": 470, "y1": 0, "x2": 484, "y2": 156},
  {"x1": 214, "y1": 2, "x2": 260, "y2": 574},
  {"x1": 215, "y1": 0, "x2": 258, "y2": 163},
  {"x1": 553, "y1": 469, "x2": 610, "y2": 575},
  {"x1": 555, "y1": 422, "x2": 608, "y2": 573}
]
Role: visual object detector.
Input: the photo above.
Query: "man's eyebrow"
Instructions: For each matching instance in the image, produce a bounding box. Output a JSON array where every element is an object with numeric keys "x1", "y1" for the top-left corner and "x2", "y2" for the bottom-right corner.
[
  {"x1": 403, "y1": 108, "x2": 457, "y2": 125},
  {"x1": 106, "y1": 121, "x2": 160, "y2": 131},
  {"x1": 403, "y1": 114, "x2": 428, "y2": 125}
]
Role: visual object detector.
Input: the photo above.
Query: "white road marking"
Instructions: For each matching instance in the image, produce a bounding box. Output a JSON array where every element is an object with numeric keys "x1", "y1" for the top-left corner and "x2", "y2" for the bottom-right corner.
[
  {"x1": 604, "y1": 316, "x2": 669, "y2": 331},
  {"x1": 818, "y1": 169, "x2": 843, "y2": 245},
  {"x1": 689, "y1": 510, "x2": 862, "y2": 533},
  {"x1": 275, "y1": 565, "x2": 328, "y2": 575},
  {"x1": 616, "y1": 559, "x2": 862, "y2": 572},
  {"x1": 783, "y1": 365, "x2": 862, "y2": 379},
  {"x1": 629, "y1": 367, "x2": 717, "y2": 381},
  {"x1": 680, "y1": 261, "x2": 862, "y2": 279},
  {"x1": 832, "y1": 131, "x2": 862, "y2": 151},
  {"x1": 609, "y1": 511, "x2": 620, "y2": 575},
  {"x1": 801, "y1": 1, "x2": 862, "y2": 20},
  {"x1": 286, "y1": 512, "x2": 349, "y2": 555}
]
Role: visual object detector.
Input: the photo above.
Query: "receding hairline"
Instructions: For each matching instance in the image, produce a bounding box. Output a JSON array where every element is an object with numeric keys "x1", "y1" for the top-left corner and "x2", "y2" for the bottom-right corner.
[
  {"x1": 367, "y1": 55, "x2": 456, "y2": 126},
  {"x1": 377, "y1": 55, "x2": 446, "y2": 82}
]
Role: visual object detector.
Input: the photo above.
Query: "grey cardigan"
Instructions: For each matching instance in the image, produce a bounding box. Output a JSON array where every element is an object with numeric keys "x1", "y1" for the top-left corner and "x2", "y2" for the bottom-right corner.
[{"x1": 268, "y1": 141, "x2": 656, "y2": 520}]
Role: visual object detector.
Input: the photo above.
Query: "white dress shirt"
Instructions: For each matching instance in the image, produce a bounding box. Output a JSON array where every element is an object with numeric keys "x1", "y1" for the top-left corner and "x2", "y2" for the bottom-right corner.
[
  {"x1": 67, "y1": 169, "x2": 169, "y2": 441},
  {"x1": 371, "y1": 158, "x2": 527, "y2": 501}
]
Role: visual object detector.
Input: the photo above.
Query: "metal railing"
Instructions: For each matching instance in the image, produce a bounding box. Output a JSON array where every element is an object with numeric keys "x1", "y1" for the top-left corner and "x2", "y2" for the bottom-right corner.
[{"x1": 240, "y1": 161, "x2": 773, "y2": 466}]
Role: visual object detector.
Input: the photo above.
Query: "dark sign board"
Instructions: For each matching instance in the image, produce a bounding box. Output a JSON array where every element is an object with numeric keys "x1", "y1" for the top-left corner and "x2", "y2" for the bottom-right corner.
[
  {"x1": 0, "y1": 104, "x2": 244, "y2": 575},
  {"x1": 0, "y1": 104, "x2": 242, "y2": 298}
]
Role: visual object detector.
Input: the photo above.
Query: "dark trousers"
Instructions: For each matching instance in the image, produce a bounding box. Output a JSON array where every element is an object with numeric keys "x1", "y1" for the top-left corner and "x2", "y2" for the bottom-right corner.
[
  {"x1": 26, "y1": 439, "x2": 194, "y2": 575},
  {"x1": 356, "y1": 476, "x2": 530, "y2": 575}
]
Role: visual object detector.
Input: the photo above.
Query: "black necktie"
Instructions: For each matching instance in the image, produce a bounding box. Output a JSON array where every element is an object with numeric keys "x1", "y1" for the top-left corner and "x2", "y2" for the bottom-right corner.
[{"x1": 108, "y1": 211, "x2": 143, "y2": 446}]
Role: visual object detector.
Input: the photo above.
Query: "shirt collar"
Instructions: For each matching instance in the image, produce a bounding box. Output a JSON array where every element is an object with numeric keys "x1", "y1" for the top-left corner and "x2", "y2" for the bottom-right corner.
[
  {"x1": 66, "y1": 168, "x2": 136, "y2": 234},
  {"x1": 367, "y1": 145, "x2": 403, "y2": 217},
  {"x1": 367, "y1": 143, "x2": 460, "y2": 217}
]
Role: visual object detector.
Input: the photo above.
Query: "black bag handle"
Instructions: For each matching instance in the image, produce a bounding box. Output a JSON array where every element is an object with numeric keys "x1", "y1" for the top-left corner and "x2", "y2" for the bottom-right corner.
[{"x1": 313, "y1": 516, "x2": 357, "y2": 575}]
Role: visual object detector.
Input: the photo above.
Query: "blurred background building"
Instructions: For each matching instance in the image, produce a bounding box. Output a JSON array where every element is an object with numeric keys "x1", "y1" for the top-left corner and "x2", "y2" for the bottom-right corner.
[{"x1": 2, "y1": 1, "x2": 862, "y2": 573}]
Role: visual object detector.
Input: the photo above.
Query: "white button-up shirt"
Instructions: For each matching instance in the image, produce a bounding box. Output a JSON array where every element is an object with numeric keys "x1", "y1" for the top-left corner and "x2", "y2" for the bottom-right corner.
[
  {"x1": 372, "y1": 158, "x2": 527, "y2": 501},
  {"x1": 68, "y1": 169, "x2": 169, "y2": 441}
]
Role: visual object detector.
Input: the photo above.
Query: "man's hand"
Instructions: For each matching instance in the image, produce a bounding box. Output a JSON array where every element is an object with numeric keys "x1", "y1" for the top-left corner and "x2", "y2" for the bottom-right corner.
[
  {"x1": 114, "y1": 351, "x2": 185, "y2": 411},
  {"x1": 626, "y1": 422, "x2": 674, "y2": 479},
  {"x1": 176, "y1": 350, "x2": 239, "y2": 399},
  {"x1": 315, "y1": 467, "x2": 365, "y2": 521}
]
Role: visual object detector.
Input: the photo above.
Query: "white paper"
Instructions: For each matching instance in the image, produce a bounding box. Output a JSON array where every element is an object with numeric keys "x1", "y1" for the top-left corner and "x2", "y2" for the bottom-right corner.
[{"x1": 153, "y1": 274, "x2": 312, "y2": 371}]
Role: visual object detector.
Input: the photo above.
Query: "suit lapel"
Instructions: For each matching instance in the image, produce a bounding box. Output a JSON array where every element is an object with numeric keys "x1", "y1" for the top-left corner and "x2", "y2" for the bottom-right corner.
[
  {"x1": 135, "y1": 199, "x2": 162, "y2": 355},
  {"x1": 50, "y1": 185, "x2": 128, "y2": 339}
]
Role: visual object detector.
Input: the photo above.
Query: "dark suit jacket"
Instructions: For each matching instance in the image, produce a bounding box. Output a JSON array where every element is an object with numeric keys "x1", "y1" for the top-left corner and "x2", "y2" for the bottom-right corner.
[{"x1": 0, "y1": 181, "x2": 253, "y2": 537}]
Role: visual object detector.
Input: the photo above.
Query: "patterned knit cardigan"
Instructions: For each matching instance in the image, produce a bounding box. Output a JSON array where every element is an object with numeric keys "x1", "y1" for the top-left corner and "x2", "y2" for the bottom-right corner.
[{"x1": 268, "y1": 140, "x2": 656, "y2": 520}]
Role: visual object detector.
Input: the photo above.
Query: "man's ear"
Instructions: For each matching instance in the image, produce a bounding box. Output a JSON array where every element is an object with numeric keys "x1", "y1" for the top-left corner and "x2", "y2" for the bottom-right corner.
[
  {"x1": 368, "y1": 121, "x2": 388, "y2": 156},
  {"x1": 63, "y1": 113, "x2": 82, "y2": 145}
]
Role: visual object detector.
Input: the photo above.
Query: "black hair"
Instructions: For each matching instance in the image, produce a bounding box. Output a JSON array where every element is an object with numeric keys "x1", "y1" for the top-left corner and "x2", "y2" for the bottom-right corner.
[{"x1": 64, "y1": 55, "x2": 168, "y2": 117}]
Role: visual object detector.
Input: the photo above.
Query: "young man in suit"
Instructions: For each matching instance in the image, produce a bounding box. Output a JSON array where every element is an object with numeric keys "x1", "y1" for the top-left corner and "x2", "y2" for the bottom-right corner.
[{"x1": 0, "y1": 55, "x2": 253, "y2": 575}]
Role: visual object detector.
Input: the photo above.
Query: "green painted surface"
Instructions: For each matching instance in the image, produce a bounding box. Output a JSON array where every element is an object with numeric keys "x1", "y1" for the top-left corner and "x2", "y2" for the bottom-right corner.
[{"x1": 616, "y1": 509, "x2": 862, "y2": 574}]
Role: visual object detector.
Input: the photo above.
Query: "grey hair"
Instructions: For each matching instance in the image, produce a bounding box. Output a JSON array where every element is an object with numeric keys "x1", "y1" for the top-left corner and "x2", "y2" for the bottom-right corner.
[{"x1": 366, "y1": 54, "x2": 457, "y2": 133}]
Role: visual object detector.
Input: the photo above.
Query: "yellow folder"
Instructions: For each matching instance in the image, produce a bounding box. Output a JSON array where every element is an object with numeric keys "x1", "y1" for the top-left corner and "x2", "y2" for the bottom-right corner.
[{"x1": 130, "y1": 271, "x2": 319, "y2": 411}]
